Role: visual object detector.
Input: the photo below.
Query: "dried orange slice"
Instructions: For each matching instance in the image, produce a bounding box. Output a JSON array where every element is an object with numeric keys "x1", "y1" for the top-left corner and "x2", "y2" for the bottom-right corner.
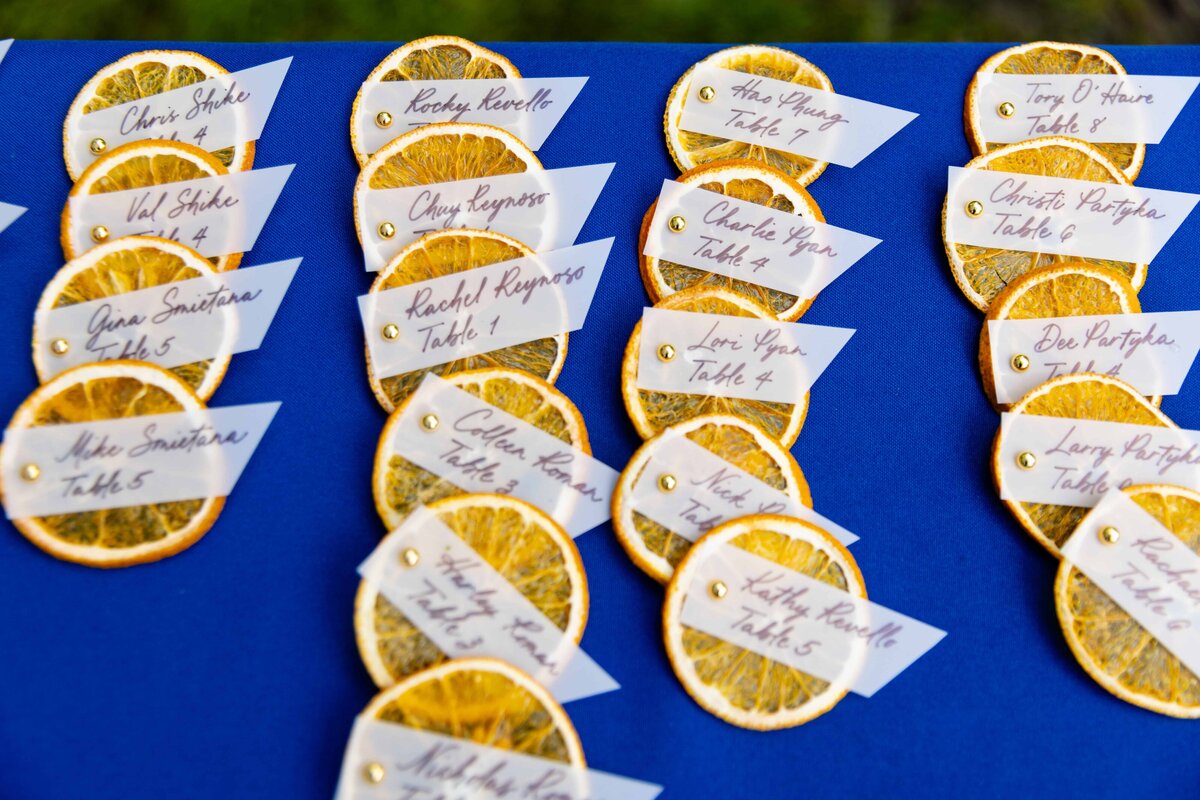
[
  {"x1": 63, "y1": 50, "x2": 255, "y2": 180},
  {"x1": 639, "y1": 160, "x2": 824, "y2": 321},
  {"x1": 364, "y1": 228, "x2": 567, "y2": 412},
  {"x1": 664, "y1": 45, "x2": 832, "y2": 185},
  {"x1": 360, "y1": 657, "x2": 585, "y2": 764},
  {"x1": 62, "y1": 140, "x2": 240, "y2": 273},
  {"x1": 992, "y1": 372, "x2": 1174, "y2": 556},
  {"x1": 33, "y1": 236, "x2": 232, "y2": 401},
  {"x1": 943, "y1": 136, "x2": 1144, "y2": 311},
  {"x1": 620, "y1": 286, "x2": 808, "y2": 446},
  {"x1": 979, "y1": 262, "x2": 1144, "y2": 410},
  {"x1": 1056, "y1": 484, "x2": 1200, "y2": 717},
  {"x1": 612, "y1": 413, "x2": 811, "y2": 583},
  {"x1": 355, "y1": 492, "x2": 588, "y2": 688},
  {"x1": 965, "y1": 42, "x2": 1142, "y2": 181},
  {"x1": 0, "y1": 360, "x2": 224, "y2": 567},
  {"x1": 350, "y1": 36, "x2": 520, "y2": 165},
  {"x1": 373, "y1": 367, "x2": 589, "y2": 530},
  {"x1": 663, "y1": 514, "x2": 865, "y2": 729}
]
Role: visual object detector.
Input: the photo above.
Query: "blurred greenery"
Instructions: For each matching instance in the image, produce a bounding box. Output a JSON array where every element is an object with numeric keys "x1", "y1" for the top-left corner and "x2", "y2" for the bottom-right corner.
[{"x1": 3, "y1": 0, "x2": 1199, "y2": 42}]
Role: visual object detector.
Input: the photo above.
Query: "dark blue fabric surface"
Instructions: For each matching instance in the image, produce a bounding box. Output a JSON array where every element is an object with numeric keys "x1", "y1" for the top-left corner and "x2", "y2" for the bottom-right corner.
[{"x1": 2, "y1": 40, "x2": 1200, "y2": 800}]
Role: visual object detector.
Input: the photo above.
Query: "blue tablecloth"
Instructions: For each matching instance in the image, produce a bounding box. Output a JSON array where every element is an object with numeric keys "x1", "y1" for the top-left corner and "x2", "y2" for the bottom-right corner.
[{"x1": 2, "y1": 40, "x2": 1200, "y2": 799}]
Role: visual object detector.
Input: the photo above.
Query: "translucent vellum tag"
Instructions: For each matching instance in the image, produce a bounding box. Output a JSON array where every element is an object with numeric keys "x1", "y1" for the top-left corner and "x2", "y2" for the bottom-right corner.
[
  {"x1": 66, "y1": 164, "x2": 293, "y2": 259},
  {"x1": 1062, "y1": 491, "x2": 1200, "y2": 675},
  {"x1": 678, "y1": 66, "x2": 917, "y2": 167},
  {"x1": 390, "y1": 374, "x2": 618, "y2": 537},
  {"x1": 998, "y1": 413, "x2": 1200, "y2": 507},
  {"x1": 357, "y1": 163, "x2": 613, "y2": 270},
  {"x1": 360, "y1": 238, "x2": 611, "y2": 378},
  {"x1": 334, "y1": 717, "x2": 663, "y2": 800},
  {"x1": 358, "y1": 507, "x2": 619, "y2": 703},
  {"x1": 988, "y1": 311, "x2": 1200, "y2": 404},
  {"x1": 1, "y1": 402, "x2": 279, "y2": 518},
  {"x1": 945, "y1": 166, "x2": 1199, "y2": 263},
  {"x1": 681, "y1": 543, "x2": 945, "y2": 696},
  {"x1": 356, "y1": 77, "x2": 587, "y2": 154},
  {"x1": 631, "y1": 432, "x2": 858, "y2": 545},
  {"x1": 66, "y1": 58, "x2": 291, "y2": 174},
  {"x1": 975, "y1": 74, "x2": 1199, "y2": 145},
  {"x1": 0, "y1": 201, "x2": 25, "y2": 235},
  {"x1": 636, "y1": 307, "x2": 853, "y2": 403},
  {"x1": 35, "y1": 258, "x2": 300, "y2": 378},
  {"x1": 643, "y1": 180, "x2": 880, "y2": 298}
]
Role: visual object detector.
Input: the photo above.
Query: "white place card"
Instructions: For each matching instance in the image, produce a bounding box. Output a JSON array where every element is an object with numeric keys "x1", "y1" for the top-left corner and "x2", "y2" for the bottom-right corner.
[
  {"x1": 636, "y1": 307, "x2": 852, "y2": 403},
  {"x1": 356, "y1": 77, "x2": 587, "y2": 154},
  {"x1": 1062, "y1": 490, "x2": 1200, "y2": 676},
  {"x1": 357, "y1": 163, "x2": 613, "y2": 271},
  {"x1": 678, "y1": 66, "x2": 917, "y2": 167},
  {"x1": 681, "y1": 543, "x2": 945, "y2": 696},
  {"x1": 67, "y1": 164, "x2": 293, "y2": 259},
  {"x1": 998, "y1": 413, "x2": 1200, "y2": 507},
  {"x1": 334, "y1": 717, "x2": 663, "y2": 800},
  {"x1": 974, "y1": 74, "x2": 1199, "y2": 145},
  {"x1": 630, "y1": 431, "x2": 857, "y2": 545},
  {"x1": 643, "y1": 180, "x2": 879, "y2": 299},
  {"x1": 1, "y1": 402, "x2": 279, "y2": 518},
  {"x1": 35, "y1": 258, "x2": 299, "y2": 378},
  {"x1": 360, "y1": 238, "x2": 610, "y2": 378},
  {"x1": 946, "y1": 166, "x2": 1199, "y2": 263},
  {"x1": 359, "y1": 507, "x2": 618, "y2": 703},
  {"x1": 0, "y1": 201, "x2": 25, "y2": 236},
  {"x1": 66, "y1": 58, "x2": 291, "y2": 174},
  {"x1": 0, "y1": 40, "x2": 11, "y2": 67},
  {"x1": 989, "y1": 311, "x2": 1200, "y2": 403}
]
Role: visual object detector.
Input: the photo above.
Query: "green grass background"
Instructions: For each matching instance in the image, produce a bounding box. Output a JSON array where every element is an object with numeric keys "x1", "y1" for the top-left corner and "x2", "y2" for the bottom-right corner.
[{"x1": 3, "y1": 0, "x2": 1199, "y2": 42}]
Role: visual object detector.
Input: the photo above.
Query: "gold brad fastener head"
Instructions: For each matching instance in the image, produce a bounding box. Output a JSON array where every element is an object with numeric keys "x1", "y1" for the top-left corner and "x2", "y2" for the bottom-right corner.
[
  {"x1": 91, "y1": 224, "x2": 110, "y2": 243},
  {"x1": 698, "y1": 85, "x2": 716, "y2": 102},
  {"x1": 375, "y1": 111, "x2": 393, "y2": 128},
  {"x1": 1016, "y1": 451, "x2": 1037, "y2": 470},
  {"x1": 708, "y1": 580, "x2": 728, "y2": 599},
  {"x1": 667, "y1": 214, "x2": 687, "y2": 233},
  {"x1": 381, "y1": 323, "x2": 400, "y2": 341},
  {"x1": 377, "y1": 221, "x2": 396, "y2": 240},
  {"x1": 20, "y1": 463, "x2": 41, "y2": 482},
  {"x1": 399, "y1": 547, "x2": 420, "y2": 567},
  {"x1": 998, "y1": 101, "x2": 1016, "y2": 118},
  {"x1": 657, "y1": 343, "x2": 676, "y2": 362},
  {"x1": 1099, "y1": 526, "x2": 1120, "y2": 545},
  {"x1": 89, "y1": 137, "x2": 108, "y2": 155},
  {"x1": 1010, "y1": 354, "x2": 1031, "y2": 372},
  {"x1": 363, "y1": 761, "x2": 386, "y2": 784},
  {"x1": 50, "y1": 338, "x2": 70, "y2": 356},
  {"x1": 658, "y1": 473, "x2": 678, "y2": 493},
  {"x1": 420, "y1": 413, "x2": 440, "y2": 432},
  {"x1": 965, "y1": 200, "x2": 984, "y2": 218}
]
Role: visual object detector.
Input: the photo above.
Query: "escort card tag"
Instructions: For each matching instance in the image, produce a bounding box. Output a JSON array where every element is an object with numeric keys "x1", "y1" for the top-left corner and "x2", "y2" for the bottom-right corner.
[
  {"x1": 679, "y1": 66, "x2": 917, "y2": 167},
  {"x1": 334, "y1": 717, "x2": 663, "y2": 800},
  {"x1": 1062, "y1": 490, "x2": 1200, "y2": 676},
  {"x1": 66, "y1": 58, "x2": 291, "y2": 175},
  {"x1": 945, "y1": 166, "x2": 1199, "y2": 263},
  {"x1": 34, "y1": 258, "x2": 300, "y2": 379},
  {"x1": 989, "y1": 311, "x2": 1200, "y2": 404},
  {"x1": 356, "y1": 77, "x2": 587, "y2": 154},
  {"x1": 357, "y1": 163, "x2": 613, "y2": 271},
  {"x1": 390, "y1": 375, "x2": 618, "y2": 537},
  {"x1": 998, "y1": 413, "x2": 1200, "y2": 507},
  {"x1": 974, "y1": 74, "x2": 1199, "y2": 145},
  {"x1": 67, "y1": 164, "x2": 293, "y2": 259},
  {"x1": 358, "y1": 507, "x2": 619, "y2": 703},
  {"x1": 1, "y1": 402, "x2": 279, "y2": 518},
  {"x1": 643, "y1": 180, "x2": 880, "y2": 298},
  {"x1": 636, "y1": 307, "x2": 852, "y2": 403},
  {"x1": 631, "y1": 432, "x2": 858, "y2": 545},
  {"x1": 360, "y1": 238, "x2": 610, "y2": 378},
  {"x1": 0, "y1": 201, "x2": 25, "y2": 236},
  {"x1": 681, "y1": 543, "x2": 945, "y2": 696}
]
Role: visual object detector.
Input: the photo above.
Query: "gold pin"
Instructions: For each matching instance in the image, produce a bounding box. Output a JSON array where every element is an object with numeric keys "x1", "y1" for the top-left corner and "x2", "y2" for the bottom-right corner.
[
  {"x1": 377, "y1": 221, "x2": 396, "y2": 239},
  {"x1": 658, "y1": 473, "x2": 677, "y2": 492},
  {"x1": 965, "y1": 200, "x2": 984, "y2": 218},
  {"x1": 89, "y1": 137, "x2": 107, "y2": 155},
  {"x1": 1099, "y1": 526, "x2": 1120, "y2": 545},
  {"x1": 657, "y1": 343, "x2": 676, "y2": 362},
  {"x1": 91, "y1": 224, "x2": 110, "y2": 243},
  {"x1": 381, "y1": 323, "x2": 400, "y2": 341},
  {"x1": 19, "y1": 463, "x2": 40, "y2": 482},
  {"x1": 1010, "y1": 354, "x2": 1031, "y2": 372},
  {"x1": 1016, "y1": 451, "x2": 1037, "y2": 470},
  {"x1": 420, "y1": 413, "x2": 439, "y2": 432},
  {"x1": 998, "y1": 101, "x2": 1016, "y2": 118},
  {"x1": 400, "y1": 547, "x2": 420, "y2": 567},
  {"x1": 709, "y1": 580, "x2": 728, "y2": 599},
  {"x1": 698, "y1": 86, "x2": 716, "y2": 102},
  {"x1": 363, "y1": 762, "x2": 386, "y2": 784},
  {"x1": 50, "y1": 338, "x2": 70, "y2": 356},
  {"x1": 667, "y1": 215, "x2": 687, "y2": 233},
  {"x1": 375, "y1": 111, "x2": 393, "y2": 128}
]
